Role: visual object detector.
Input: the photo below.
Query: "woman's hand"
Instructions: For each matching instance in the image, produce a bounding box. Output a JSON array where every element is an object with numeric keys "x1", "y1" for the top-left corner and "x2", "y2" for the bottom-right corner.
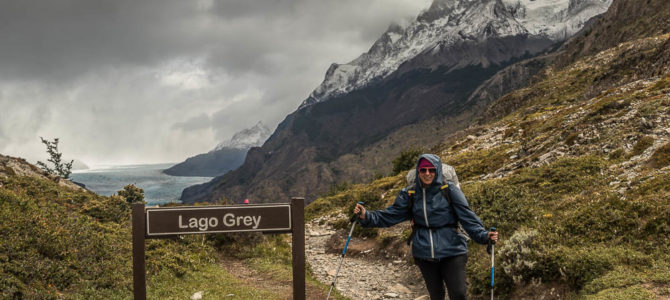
[
  {"x1": 488, "y1": 231, "x2": 498, "y2": 243},
  {"x1": 354, "y1": 203, "x2": 366, "y2": 220}
]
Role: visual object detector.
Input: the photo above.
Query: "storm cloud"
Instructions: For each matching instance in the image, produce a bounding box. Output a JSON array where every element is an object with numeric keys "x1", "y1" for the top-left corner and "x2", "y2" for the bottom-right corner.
[{"x1": 0, "y1": 0, "x2": 429, "y2": 166}]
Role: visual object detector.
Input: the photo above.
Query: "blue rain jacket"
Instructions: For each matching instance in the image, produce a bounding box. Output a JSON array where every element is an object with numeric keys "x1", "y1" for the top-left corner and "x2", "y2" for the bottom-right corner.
[{"x1": 359, "y1": 154, "x2": 490, "y2": 259}]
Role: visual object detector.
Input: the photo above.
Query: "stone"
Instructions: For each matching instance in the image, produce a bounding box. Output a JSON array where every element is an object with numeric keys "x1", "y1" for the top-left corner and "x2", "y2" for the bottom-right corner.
[
  {"x1": 413, "y1": 296, "x2": 430, "y2": 300},
  {"x1": 190, "y1": 291, "x2": 203, "y2": 300},
  {"x1": 384, "y1": 292, "x2": 399, "y2": 298},
  {"x1": 389, "y1": 283, "x2": 412, "y2": 294}
]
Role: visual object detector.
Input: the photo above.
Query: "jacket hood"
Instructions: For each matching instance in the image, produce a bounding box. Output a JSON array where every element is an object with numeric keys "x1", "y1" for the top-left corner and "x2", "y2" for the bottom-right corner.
[{"x1": 415, "y1": 153, "x2": 443, "y2": 187}]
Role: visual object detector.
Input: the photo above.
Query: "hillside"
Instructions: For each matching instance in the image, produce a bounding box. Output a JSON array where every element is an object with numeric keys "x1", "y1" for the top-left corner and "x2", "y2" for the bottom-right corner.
[
  {"x1": 180, "y1": 0, "x2": 612, "y2": 205},
  {"x1": 305, "y1": 24, "x2": 670, "y2": 300},
  {"x1": 165, "y1": 122, "x2": 271, "y2": 177},
  {"x1": 163, "y1": 147, "x2": 247, "y2": 177},
  {"x1": 0, "y1": 154, "x2": 334, "y2": 299}
]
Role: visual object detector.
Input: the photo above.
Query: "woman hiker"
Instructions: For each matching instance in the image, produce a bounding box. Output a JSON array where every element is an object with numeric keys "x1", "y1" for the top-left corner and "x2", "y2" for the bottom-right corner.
[{"x1": 354, "y1": 153, "x2": 498, "y2": 300}]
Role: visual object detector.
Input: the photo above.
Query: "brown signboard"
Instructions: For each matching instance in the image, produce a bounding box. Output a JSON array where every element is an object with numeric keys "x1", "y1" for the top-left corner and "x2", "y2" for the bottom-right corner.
[{"x1": 145, "y1": 204, "x2": 291, "y2": 236}]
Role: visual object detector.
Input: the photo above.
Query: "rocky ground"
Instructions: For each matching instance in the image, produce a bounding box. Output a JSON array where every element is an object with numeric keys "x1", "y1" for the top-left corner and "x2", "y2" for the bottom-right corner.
[
  {"x1": 0, "y1": 154, "x2": 84, "y2": 191},
  {"x1": 305, "y1": 215, "x2": 429, "y2": 300}
]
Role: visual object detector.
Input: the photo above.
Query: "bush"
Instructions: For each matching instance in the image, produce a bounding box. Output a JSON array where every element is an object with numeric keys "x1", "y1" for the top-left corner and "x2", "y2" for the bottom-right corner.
[
  {"x1": 608, "y1": 148, "x2": 625, "y2": 160},
  {"x1": 563, "y1": 193, "x2": 644, "y2": 244},
  {"x1": 118, "y1": 184, "x2": 144, "y2": 204},
  {"x1": 499, "y1": 228, "x2": 540, "y2": 284},
  {"x1": 539, "y1": 246, "x2": 614, "y2": 290},
  {"x1": 631, "y1": 136, "x2": 654, "y2": 156},
  {"x1": 648, "y1": 141, "x2": 670, "y2": 169},
  {"x1": 392, "y1": 147, "x2": 424, "y2": 174},
  {"x1": 464, "y1": 181, "x2": 534, "y2": 233}
]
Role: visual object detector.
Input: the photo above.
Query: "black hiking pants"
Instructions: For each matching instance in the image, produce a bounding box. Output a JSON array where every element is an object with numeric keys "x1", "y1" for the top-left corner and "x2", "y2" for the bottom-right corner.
[{"x1": 415, "y1": 254, "x2": 468, "y2": 300}]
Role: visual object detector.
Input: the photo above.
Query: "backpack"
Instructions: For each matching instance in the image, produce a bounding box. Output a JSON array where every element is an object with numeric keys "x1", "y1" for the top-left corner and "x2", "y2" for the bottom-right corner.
[
  {"x1": 405, "y1": 163, "x2": 469, "y2": 245},
  {"x1": 406, "y1": 163, "x2": 460, "y2": 189}
]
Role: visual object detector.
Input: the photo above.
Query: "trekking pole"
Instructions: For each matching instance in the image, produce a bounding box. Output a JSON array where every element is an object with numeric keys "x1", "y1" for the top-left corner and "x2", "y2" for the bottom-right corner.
[
  {"x1": 490, "y1": 227, "x2": 497, "y2": 300},
  {"x1": 326, "y1": 201, "x2": 364, "y2": 300}
]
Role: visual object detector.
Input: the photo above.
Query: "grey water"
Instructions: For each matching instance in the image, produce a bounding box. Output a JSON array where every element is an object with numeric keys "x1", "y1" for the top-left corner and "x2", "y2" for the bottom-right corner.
[{"x1": 70, "y1": 163, "x2": 212, "y2": 206}]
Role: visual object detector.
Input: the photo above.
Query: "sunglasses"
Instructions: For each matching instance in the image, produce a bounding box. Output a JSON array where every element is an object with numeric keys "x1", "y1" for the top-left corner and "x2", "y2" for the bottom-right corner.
[{"x1": 419, "y1": 168, "x2": 436, "y2": 174}]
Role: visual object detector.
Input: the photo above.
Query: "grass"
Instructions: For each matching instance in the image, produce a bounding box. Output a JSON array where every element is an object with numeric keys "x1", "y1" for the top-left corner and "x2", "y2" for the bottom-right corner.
[
  {"x1": 148, "y1": 263, "x2": 281, "y2": 299},
  {"x1": 301, "y1": 33, "x2": 670, "y2": 299},
  {"x1": 0, "y1": 173, "x2": 339, "y2": 299}
]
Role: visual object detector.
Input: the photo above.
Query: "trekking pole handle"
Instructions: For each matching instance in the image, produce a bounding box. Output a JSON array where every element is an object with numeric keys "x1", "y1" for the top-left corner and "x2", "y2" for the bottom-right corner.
[
  {"x1": 350, "y1": 201, "x2": 365, "y2": 223},
  {"x1": 490, "y1": 227, "x2": 497, "y2": 244}
]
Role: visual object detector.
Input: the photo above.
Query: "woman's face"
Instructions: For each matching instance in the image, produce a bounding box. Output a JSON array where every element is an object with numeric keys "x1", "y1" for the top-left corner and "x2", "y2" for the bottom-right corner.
[{"x1": 418, "y1": 167, "x2": 436, "y2": 186}]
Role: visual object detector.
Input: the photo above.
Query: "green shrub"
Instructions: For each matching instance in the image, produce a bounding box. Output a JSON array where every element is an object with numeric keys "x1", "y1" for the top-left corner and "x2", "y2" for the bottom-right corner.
[
  {"x1": 464, "y1": 181, "x2": 534, "y2": 233},
  {"x1": 81, "y1": 195, "x2": 130, "y2": 223},
  {"x1": 628, "y1": 172, "x2": 670, "y2": 197},
  {"x1": 583, "y1": 266, "x2": 645, "y2": 294},
  {"x1": 508, "y1": 155, "x2": 607, "y2": 201},
  {"x1": 563, "y1": 193, "x2": 645, "y2": 244},
  {"x1": 565, "y1": 131, "x2": 579, "y2": 146},
  {"x1": 584, "y1": 285, "x2": 654, "y2": 300},
  {"x1": 648, "y1": 141, "x2": 670, "y2": 168},
  {"x1": 542, "y1": 246, "x2": 614, "y2": 290},
  {"x1": 209, "y1": 232, "x2": 265, "y2": 257},
  {"x1": 117, "y1": 184, "x2": 145, "y2": 204},
  {"x1": 392, "y1": 147, "x2": 424, "y2": 174},
  {"x1": 608, "y1": 148, "x2": 625, "y2": 160},
  {"x1": 444, "y1": 145, "x2": 513, "y2": 180},
  {"x1": 632, "y1": 136, "x2": 654, "y2": 156}
]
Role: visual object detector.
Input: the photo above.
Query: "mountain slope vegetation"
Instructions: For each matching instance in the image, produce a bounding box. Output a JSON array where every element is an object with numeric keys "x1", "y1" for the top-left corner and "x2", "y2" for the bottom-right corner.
[
  {"x1": 181, "y1": 0, "x2": 612, "y2": 206},
  {"x1": 305, "y1": 1, "x2": 670, "y2": 297},
  {"x1": 0, "y1": 155, "x2": 333, "y2": 299}
]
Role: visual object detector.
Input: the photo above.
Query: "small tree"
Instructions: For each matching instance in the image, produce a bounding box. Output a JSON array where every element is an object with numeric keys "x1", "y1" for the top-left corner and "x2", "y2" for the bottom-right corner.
[
  {"x1": 36, "y1": 137, "x2": 74, "y2": 179},
  {"x1": 118, "y1": 184, "x2": 145, "y2": 204}
]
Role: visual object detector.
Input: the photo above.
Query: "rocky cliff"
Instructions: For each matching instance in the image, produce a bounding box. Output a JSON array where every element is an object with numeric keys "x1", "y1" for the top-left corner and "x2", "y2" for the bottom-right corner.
[{"x1": 181, "y1": 0, "x2": 612, "y2": 204}]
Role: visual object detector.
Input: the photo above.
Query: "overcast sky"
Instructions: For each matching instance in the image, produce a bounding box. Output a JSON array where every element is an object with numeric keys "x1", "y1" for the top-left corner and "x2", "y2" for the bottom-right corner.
[{"x1": 0, "y1": 0, "x2": 430, "y2": 167}]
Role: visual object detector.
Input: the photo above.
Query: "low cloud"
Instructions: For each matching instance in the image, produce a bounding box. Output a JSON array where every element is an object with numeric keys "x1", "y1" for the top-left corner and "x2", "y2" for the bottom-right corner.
[{"x1": 0, "y1": 0, "x2": 430, "y2": 165}]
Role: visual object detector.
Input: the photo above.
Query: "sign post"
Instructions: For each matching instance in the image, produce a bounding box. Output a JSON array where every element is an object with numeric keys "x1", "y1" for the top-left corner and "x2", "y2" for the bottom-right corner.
[
  {"x1": 132, "y1": 203, "x2": 146, "y2": 300},
  {"x1": 131, "y1": 197, "x2": 305, "y2": 300},
  {"x1": 291, "y1": 197, "x2": 305, "y2": 300}
]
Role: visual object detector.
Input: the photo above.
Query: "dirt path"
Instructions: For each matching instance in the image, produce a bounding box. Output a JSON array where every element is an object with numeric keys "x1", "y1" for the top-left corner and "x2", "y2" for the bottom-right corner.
[
  {"x1": 219, "y1": 256, "x2": 329, "y2": 300},
  {"x1": 218, "y1": 214, "x2": 428, "y2": 300},
  {"x1": 305, "y1": 215, "x2": 428, "y2": 300}
]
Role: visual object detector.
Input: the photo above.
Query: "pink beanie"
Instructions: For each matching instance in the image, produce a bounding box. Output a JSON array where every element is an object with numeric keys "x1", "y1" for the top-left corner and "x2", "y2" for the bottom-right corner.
[{"x1": 418, "y1": 158, "x2": 434, "y2": 169}]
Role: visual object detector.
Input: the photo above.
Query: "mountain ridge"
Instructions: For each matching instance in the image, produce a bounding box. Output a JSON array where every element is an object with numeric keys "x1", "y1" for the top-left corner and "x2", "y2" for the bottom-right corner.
[
  {"x1": 181, "y1": 0, "x2": 611, "y2": 204},
  {"x1": 164, "y1": 122, "x2": 270, "y2": 177},
  {"x1": 302, "y1": 0, "x2": 611, "y2": 107}
]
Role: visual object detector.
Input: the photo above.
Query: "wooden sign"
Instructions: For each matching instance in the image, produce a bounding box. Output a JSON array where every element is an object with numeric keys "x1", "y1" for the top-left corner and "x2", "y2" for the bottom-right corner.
[
  {"x1": 145, "y1": 204, "x2": 291, "y2": 236},
  {"x1": 132, "y1": 199, "x2": 305, "y2": 300}
]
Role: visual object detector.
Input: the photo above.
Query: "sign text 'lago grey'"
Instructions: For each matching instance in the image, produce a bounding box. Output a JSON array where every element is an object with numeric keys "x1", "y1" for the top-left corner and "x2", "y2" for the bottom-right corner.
[{"x1": 146, "y1": 204, "x2": 292, "y2": 236}]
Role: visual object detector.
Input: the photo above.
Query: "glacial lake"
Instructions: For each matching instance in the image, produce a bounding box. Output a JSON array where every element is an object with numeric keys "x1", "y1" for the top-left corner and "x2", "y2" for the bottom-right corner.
[{"x1": 70, "y1": 163, "x2": 213, "y2": 206}]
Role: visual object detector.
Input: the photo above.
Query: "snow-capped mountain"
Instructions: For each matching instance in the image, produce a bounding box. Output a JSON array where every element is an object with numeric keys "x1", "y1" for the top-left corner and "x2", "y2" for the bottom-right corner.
[
  {"x1": 181, "y1": 0, "x2": 618, "y2": 204},
  {"x1": 164, "y1": 121, "x2": 271, "y2": 177},
  {"x1": 214, "y1": 121, "x2": 271, "y2": 151},
  {"x1": 301, "y1": 0, "x2": 612, "y2": 108}
]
